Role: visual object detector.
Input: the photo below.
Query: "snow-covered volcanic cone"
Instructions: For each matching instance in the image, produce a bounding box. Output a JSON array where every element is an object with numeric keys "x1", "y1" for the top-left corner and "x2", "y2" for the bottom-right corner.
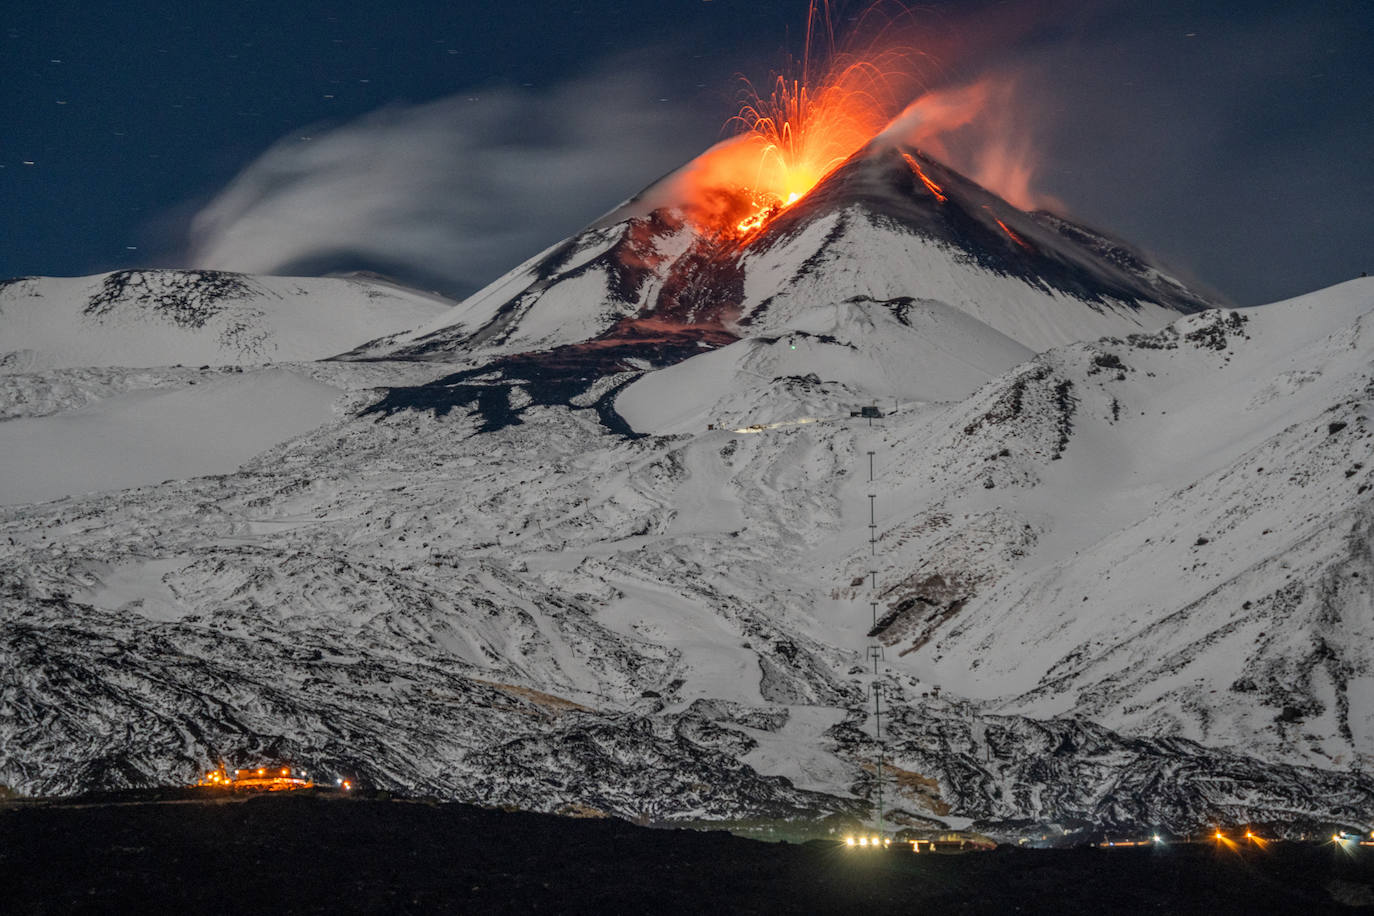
[{"x1": 348, "y1": 140, "x2": 1212, "y2": 441}]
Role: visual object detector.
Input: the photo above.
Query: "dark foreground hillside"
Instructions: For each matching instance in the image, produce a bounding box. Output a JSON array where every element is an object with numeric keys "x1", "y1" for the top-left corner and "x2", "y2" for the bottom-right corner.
[{"x1": 3, "y1": 791, "x2": 1373, "y2": 914}]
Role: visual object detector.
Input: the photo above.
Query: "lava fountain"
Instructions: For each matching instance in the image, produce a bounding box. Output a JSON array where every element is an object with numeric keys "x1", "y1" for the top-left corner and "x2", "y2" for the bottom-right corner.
[{"x1": 678, "y1": 1, "x2": 925, "y2": 239}]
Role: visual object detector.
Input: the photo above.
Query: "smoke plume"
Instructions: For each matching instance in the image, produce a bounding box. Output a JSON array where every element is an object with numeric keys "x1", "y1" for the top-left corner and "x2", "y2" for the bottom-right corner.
[{"x1": 883, "y1": 76, "x2": 1057, "y2": 212}]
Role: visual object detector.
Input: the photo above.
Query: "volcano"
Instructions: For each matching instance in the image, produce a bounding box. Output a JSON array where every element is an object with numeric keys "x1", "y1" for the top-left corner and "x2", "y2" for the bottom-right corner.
[
  {"x1": 357, "y1": 141, "x2": 1210, "y2": 361},
  {"x1": 4, "y1": 132, "x2": 1374, "y2": 841},
  {"x1": 347, "y1": 141, "x2": 1211, "y2": 434}
]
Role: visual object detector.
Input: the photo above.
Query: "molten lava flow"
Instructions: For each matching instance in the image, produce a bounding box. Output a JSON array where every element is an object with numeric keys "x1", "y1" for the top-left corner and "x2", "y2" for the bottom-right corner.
[
  {"x1": 901, "y1": 152, "x2": 946, "y2": 202},
  {"x1": 994, "y1": 217, "x2": 1031, "y2": 251},
  {"x1": 886, "y1": 77, "x2": 1051, "y2": 213}
]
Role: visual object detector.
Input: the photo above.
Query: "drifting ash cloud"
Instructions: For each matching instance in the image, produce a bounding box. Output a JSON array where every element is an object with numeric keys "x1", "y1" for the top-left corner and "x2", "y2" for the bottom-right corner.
[{"x1": 188, "y1": 65, "x2": 707, "y2": 299}]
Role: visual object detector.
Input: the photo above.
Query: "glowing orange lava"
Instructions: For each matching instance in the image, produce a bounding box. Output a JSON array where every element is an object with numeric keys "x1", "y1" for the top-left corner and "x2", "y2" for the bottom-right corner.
[
  {"x1": 994, "y1": 217, "x2": 1031, "y2": 250},
  {"x1": 725, "y1": 65, "x2": 901, "y2": 233},
  {"x1": 670, "y1": 2, "x2": 1050, "y2": 239},
  {"x1": 901, "y1": 151, "x2": 946, "y2": 202},
  {"x1": 680, "y1": 2, "x2": 920, "y2": 239}
]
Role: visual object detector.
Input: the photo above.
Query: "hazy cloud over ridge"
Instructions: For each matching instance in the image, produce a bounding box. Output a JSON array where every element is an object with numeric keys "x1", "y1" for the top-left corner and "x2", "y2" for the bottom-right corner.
[{"x1": 189, "y1": 64, "x2": 713, "y2": 298}]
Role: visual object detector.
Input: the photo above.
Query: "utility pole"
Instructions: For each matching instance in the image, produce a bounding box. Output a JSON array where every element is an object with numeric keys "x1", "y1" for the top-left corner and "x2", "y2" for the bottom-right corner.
[
  {"x1": 872, "y1": 679, "x2": 884, "y2": 837},
  {"x1": 870, "y1": 560, "x2": 879, "y2": 628},
  {"x1": 869, "y1": 490, "x2": 877, "y2": 555}
]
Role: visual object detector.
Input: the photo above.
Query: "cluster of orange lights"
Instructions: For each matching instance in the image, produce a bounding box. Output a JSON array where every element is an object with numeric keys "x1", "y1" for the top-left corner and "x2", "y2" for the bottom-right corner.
[
  {"x1": 1212, "y1": 829, "x2": 1293, "y2": 849},
  {"x1": 1223, "y1": 829, "x2": 1261, "y2": 842},
  {"x1": 1096, "y1": 837, "x2": 1161, "y2": 848},
  {"x1": 1332, "y1": 831, "x2": 1374, "y2": 847},
  {"x1": 194, "y1": 766, "x2": 332, "y2": 792},
  {"x1": 1095, "y1": 829, "x2": 1374, "y2": 849},
  {"x1": 1092, "y1": 829, "x2": 1374, "y2": 850},
  {"x1": 846, "y1": 828, "x2": 1374, "y2": 851}
]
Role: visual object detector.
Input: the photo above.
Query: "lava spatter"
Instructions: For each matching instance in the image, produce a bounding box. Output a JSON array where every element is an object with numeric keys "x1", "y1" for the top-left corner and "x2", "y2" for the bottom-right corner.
[{"x1": 680, "y1": 2, "x2": 923, "y2": 240}]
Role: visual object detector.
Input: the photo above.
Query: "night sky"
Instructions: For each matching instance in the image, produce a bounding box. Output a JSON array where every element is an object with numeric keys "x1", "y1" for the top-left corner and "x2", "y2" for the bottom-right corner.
[{"x1": 3, "y1": 0, "x2": 1371, "y2": 305}]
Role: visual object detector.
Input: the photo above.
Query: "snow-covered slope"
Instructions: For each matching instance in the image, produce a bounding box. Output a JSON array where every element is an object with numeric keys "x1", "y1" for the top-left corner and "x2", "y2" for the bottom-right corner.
[
  {"x1": 0, "y1": 367, "x2": 343, "y2": 506},
  {"x1": 0, "y1": 269, "x2": 452, "y2": 370},
  {"x1": 351, "y1": 210, "x2": 709, "y2": 361},
  {"x1": 3, "y1": 270, "x2": 1372, "y2": 835},
  {"x1": 853, "y1": 280, "x2": 1374, "y2": 769},
  {"x1": 615, "y1": 296, "x2": 1034, "y2": 435},
  {"x1": 732, "y1": 145, "x2": 1209, "y2": 352},
  {"x1": 1, "y1": 135, "x2": 1368, "y2": 840}
]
